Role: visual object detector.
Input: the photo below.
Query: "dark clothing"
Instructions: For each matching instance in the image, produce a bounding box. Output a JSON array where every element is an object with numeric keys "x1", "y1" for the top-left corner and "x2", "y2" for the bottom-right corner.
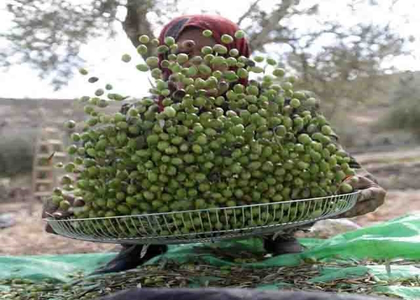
[
  {"x1": 91, "y1": 244, "x2": 167, "y2": 275},
  {"x1": 98, "y1": 288, "x2": 387, "y2": 300}
]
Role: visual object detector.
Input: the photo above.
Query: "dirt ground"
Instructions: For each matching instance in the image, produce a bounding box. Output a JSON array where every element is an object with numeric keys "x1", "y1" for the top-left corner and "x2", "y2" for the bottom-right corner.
[
  {"x1": 353, "y1": 189, "x2": 420, "y2": 226},
  {"x1": 0, "y1": 202, "x2": 118, "y2": 255}
]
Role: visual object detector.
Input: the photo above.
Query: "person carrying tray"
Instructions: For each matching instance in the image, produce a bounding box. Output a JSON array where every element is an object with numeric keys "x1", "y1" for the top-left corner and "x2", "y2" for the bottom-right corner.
[{"x1": 42, "y1": 14, "x2": 386, "y2": 274}]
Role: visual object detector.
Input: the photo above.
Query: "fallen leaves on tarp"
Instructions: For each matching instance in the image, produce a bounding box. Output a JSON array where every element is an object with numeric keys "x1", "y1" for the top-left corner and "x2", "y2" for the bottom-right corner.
[{"x1": 2, "y1": 259, "x2": 420, "y2": 300}]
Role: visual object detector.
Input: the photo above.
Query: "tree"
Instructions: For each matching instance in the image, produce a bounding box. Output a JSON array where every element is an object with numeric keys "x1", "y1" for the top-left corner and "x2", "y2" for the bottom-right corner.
[
  {"x1": 288, "y1": 21, "x2": 407, "y2": 117},
  {"x1": 378, "y1": 71, "x2": 420, "y2": 139},
  {"x1": 1, "y1": 0, "x2": 412, "y2": 109}
]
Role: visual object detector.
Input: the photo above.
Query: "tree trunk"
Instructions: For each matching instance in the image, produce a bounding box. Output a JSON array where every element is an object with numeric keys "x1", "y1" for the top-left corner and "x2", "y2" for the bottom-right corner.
[{"x1": 123, "y1": 0, "x2": 156, "y2": 59}]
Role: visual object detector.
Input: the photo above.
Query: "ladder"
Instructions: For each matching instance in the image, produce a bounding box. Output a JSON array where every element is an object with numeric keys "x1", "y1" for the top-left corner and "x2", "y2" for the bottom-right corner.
[{"x1": 31, "y1": 127, "x2": 68, "y2": 202}]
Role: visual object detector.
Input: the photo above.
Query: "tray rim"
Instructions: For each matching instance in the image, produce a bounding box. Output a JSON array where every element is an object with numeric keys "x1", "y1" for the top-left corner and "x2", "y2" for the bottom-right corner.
[{"x1": 45, "y1": 191, "x2": 360, "y2": 223}]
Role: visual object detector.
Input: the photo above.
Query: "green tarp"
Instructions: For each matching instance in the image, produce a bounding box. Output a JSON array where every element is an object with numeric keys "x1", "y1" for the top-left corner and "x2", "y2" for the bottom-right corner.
[{"x1": 2, "y1": 214, "x2": 420, "y2": 299}]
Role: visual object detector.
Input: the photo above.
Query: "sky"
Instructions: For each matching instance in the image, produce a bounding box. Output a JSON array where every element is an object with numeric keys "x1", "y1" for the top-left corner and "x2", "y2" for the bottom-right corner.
[{"x1": 0, "y1": 0, "x2": 419, "y2": 100}]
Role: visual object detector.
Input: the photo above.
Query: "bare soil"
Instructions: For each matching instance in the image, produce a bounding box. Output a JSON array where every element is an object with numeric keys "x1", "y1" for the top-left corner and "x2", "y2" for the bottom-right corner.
[
  {"x1": 0, "y1": 202, "x2": 119, "y2": 256},
  {"x1": 354, "y1": 189, "x2": 420, "y2": 227}
]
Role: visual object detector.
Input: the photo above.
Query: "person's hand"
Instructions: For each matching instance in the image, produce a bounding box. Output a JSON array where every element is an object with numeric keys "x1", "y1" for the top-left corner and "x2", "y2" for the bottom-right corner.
[
  {"x1": 337, "y1": 170, "x2": 386, "y2": 218},
  {"x1": 42, "y1": 193, "x2": 83, "y2": 234}
]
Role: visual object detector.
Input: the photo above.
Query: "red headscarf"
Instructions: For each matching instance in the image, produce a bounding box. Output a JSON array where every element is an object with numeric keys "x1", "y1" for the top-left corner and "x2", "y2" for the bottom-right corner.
[
  {"x1": 156, "y1": 15, "x2": 251, "y2": 110},
  {"x1": 158, "y1": 14, "x2": 250, "y2": 69}
]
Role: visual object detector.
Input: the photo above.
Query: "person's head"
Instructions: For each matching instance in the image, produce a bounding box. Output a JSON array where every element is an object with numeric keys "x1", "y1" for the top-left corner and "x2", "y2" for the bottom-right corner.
[{"x1": 157, "y1": 15, "x2": 250, "y2": 81}]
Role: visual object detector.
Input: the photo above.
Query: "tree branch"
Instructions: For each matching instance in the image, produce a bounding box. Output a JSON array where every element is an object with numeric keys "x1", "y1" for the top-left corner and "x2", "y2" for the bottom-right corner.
[
  {"x1": 237, "y1": 0, "x2": 261, "y2": 26},
  {"x1": 123, "y1": 0, "x2": 156, "y2": 59},
  {"x1": 248, "y1": 0, "x2": 296, "y2": 52}
]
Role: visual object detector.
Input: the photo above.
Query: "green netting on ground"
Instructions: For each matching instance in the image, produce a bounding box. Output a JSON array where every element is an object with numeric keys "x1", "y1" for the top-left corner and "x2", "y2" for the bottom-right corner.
[{"x1": 1, "y1": 214, "x2": 420, "y2": 299}]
